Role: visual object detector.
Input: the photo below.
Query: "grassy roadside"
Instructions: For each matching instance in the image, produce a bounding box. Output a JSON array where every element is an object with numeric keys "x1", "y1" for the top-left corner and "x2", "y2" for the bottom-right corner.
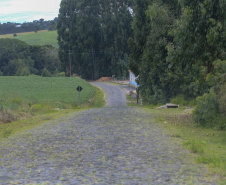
[
  {"x1": 144, "y1": 107, "x2": 226, "y2": 184},
  {"x1": 126, "y1": 94, "x2": 225, "y2": 183},
  {"x1": 0, "y1": 85, "x2": 105, "y2": 141}
]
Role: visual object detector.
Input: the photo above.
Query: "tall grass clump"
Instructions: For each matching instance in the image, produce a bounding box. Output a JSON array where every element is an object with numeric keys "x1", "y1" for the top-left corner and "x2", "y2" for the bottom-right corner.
[{"x1": 183, "y1": 139, "x2": 205, "y2": 154}]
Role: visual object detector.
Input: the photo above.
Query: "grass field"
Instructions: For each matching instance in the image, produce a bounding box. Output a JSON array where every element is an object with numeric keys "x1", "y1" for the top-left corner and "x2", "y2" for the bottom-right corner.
[
  {"x1": 0, "y1": 76, "x2": 106, "y2": 138},
  {"x1": 0, "y1": 76, "x2": 94, "y2": 108},
  {"x1": 0, "y1": 81, "x2": 105, "y2": 140},
  {"x1": 0, "y1": 30, "x2": 58, "y2": 48}
]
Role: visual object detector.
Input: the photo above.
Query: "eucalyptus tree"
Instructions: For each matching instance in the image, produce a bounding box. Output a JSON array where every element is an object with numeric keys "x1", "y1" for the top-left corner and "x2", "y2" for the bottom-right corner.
[
  {"x1": 167, "y1": 0, "x2": 226, "y2": 98},
  {"x1": 57, "y1": 0, "x2": 134, "y2": 79},
  {"x1": 129, "y1": 0, "x2": 225, "y2": 104},
  {"x1": 128, "y1": 0, "x2": 182, "y2": 103},
  {"x1": 128, "y1": 0, "x2": 152, "y2": 77},
  {"x1": 141, "y1": 2, "x2": 176, "y2": 104}
]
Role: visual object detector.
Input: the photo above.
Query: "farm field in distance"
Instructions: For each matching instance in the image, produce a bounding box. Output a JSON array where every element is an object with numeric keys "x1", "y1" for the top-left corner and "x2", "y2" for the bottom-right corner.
[
  {"x1": 0, "y1": 76, "x2": 94, "y2": 109},
  {"x1": 0, "y1": 30, "x2": 58, "y2": 48}
]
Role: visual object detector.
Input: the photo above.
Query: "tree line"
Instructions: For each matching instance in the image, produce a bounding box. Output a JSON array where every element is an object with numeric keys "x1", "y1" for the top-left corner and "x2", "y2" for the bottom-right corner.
[
  {"x1": 0, "y1": 39, "x2": 61, "y2": 77},
  {"x1": 57, "y1": 0, "x2": 134, "y2": 79},
  {"x1": 57, "y1": 0, "x2": 225, "y2": 128},
  {"x1": 0, "y1": 18, "x2": 58, "y2": 35},
  {"x1": 128, "y1": 0, "x2": 225, "y2": 129}
]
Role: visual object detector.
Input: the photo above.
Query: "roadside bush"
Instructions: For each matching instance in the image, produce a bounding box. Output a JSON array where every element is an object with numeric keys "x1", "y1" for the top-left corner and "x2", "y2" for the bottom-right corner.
[
  {"x1": 194, "y1": 59, "x2": 226, "y2": 130},
  {"x1": 192, "y1": 91, "x2": 225, "y2": 129},
  {"x1": 0, "y1": 109, "x2": 17, "y2": 123},
  {"x1": 193, "y1": 91, "x2": 218, "y2": 126}
]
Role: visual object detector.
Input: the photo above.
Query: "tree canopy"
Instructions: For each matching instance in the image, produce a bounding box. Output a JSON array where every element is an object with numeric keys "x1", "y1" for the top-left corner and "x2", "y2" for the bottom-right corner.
[
  {"x1": 129, "y1": 0, "x2": 226, "y2": 104},
  {"x1": 57, "y1": 0, "x2": 134, "y2": 79},
  {"x1": 0, "y1": 39, "x2": 60, "y2": 76}
]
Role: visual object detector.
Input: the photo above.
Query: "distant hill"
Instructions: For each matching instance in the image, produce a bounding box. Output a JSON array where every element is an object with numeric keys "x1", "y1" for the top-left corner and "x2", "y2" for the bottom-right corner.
[
  {"x1": 0, "y1": 18, "x2": 57, "y2": 35},
  {"x1": 0, "y1": 30, "x2": 58, "y2": 48}
]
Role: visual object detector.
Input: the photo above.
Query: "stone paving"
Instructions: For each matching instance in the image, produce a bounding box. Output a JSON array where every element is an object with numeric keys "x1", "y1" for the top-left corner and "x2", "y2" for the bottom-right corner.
[{"x1": 0, "y1": 83, "x2": 216, "y2": 184}]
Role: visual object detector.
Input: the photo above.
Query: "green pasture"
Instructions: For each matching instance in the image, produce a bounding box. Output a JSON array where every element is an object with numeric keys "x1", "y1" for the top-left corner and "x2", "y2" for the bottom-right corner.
[
  {"x1": 0, "y1": 30, "x2": 58, "y2": 48},
  {"x1": 0, "y1": 83, "x2": 105, "y2": 140},
  {"x1": 0, "y1": 76, "x2": 94, "y2": 109}
]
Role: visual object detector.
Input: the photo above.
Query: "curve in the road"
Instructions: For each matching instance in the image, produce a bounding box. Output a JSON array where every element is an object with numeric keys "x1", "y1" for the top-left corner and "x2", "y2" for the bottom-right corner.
[{"x1": 90, "y1": 82, "x2": 127, "y2": 107}]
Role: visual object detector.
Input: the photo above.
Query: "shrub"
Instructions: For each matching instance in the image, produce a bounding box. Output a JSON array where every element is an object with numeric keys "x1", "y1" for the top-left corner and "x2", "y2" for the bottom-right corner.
[
  {"x1": 41, "y1": 68, "x2": 52, "y2": 77},
  {"x1": 192, "y1": 91, "x2": 225, "y2": 129},
  {"x1": 0, "y1": 109, "x2": 17, "y2": 123},
  {"x1": 193, "y1": 91, "x2": 219, "y2": 127}
]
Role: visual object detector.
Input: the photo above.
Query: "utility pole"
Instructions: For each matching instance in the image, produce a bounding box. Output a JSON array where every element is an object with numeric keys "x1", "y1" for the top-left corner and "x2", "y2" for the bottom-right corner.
[{"x1": 69, "y1": 50, "x2": 72, "y2": 77}]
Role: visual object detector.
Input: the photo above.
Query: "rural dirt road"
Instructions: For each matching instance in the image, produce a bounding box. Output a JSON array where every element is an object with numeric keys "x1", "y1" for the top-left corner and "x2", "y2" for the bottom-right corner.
[{"x1": 0, "y1": 82, "x2": 215, "y2": 184}]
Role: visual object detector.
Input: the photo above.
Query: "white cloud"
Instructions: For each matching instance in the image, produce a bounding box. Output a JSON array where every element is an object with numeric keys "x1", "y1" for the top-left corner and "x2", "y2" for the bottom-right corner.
[
  {"x1": 0, "y1": 0, "x2": 54, "y2": 13},
  {"x1": 0, "y1": 0, "x2": 61, "y2": 22}
]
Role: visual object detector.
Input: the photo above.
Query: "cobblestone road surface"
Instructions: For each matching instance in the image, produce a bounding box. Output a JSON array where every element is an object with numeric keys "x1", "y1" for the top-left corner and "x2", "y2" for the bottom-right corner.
[
  {"x1": 0, "y1": 83, "x2": 215, "y2": 184},
  {"x1": 90, "y1": 82, "x2": 127, "y2": 107}
]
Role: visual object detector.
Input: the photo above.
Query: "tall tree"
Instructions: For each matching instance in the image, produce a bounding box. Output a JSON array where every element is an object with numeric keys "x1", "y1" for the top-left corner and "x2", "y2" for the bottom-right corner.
[
  {"x1": 167, "y1": 0, "x2": 226, "y2": 98},
  {"x1": 129, "y1": 0, "x2": 225, "y2": 104},
  {"x1": 57, "y1": 0, "x2": 134, "y2": 79},
  {"x1": 129, "y1": 0, "x2": 182, "y2": 103},
  {"x1": 142, "y1": 2, "x2": 176, "y2": 103},
  {"x1": 128, "y1": 0, "x2": 151, "y2": 76}
]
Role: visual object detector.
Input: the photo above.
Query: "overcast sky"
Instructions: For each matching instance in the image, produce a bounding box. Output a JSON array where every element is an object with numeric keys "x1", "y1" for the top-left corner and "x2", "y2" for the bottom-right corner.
[{"x1": 0, "y1": 0, "x2": 62, "y2": 23}]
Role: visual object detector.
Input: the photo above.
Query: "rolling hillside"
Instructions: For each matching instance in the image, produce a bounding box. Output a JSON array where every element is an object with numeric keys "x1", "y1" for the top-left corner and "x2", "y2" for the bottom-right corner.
[{"x1": 0, "y1": 30, "x2": 58, "y2": 48}]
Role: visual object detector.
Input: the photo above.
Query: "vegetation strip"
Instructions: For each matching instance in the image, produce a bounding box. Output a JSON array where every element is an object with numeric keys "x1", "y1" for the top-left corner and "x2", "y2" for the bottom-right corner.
[
  {"x1": 0, "y1": 78, "x2": 105, "y2": 139},
  {"x1": 143, "y1": 106, "x2": 225, "y2": 184}
]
